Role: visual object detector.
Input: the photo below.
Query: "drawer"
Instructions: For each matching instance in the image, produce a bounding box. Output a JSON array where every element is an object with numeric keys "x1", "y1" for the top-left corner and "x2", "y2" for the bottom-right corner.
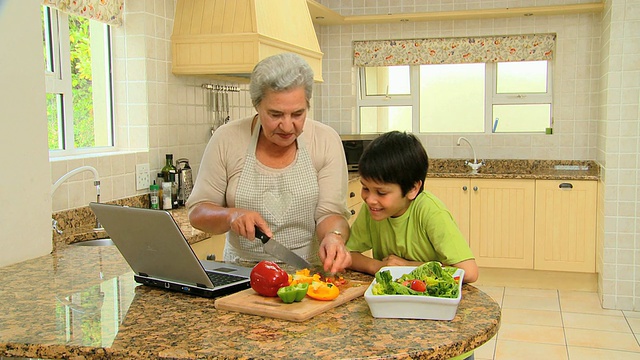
[
  {"x1": 348, "y1": 202, "x2": 363, "y2": 226},
  {"x1": 347, "y1": 180, "x2": 362, "y2": 208}
]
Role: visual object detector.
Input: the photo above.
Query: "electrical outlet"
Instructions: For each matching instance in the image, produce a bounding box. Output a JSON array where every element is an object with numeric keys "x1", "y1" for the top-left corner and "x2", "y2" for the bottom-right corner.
[{"x1": 136, "y1": 163, "x2": 151, "y2": 190}]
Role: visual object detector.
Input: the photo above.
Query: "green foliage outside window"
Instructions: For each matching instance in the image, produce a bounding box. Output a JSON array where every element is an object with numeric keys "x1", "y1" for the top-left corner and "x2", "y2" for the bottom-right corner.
[{"x1": 69, "y1": 15, "x2": 95, "y2": 149}]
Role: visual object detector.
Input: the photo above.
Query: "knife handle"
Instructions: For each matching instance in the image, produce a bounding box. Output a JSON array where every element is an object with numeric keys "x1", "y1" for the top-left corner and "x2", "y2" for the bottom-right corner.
[{"x1": 254, "y1": 226, "x2": 270, "y2": 244}]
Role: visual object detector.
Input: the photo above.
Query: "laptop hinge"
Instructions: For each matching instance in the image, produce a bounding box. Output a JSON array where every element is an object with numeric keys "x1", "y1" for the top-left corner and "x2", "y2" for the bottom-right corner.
[
  {"x1": 197, "y1": 283, "x2": 208, "y2": 288},
  {"x1": 139, "y1": 272, "x2": 149, "y2": 277}
]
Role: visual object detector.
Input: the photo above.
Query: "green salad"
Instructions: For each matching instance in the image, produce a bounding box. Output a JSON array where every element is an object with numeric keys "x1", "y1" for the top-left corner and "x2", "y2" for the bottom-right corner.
[{"x1": 371, "y1": 261, "x2": 461, "y2": 298}]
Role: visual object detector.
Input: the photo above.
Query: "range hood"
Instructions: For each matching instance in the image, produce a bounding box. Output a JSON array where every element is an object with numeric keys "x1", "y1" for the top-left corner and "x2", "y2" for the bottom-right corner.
[{"x1": 171, "y1": 0, "x2": 323, "y2": 83}]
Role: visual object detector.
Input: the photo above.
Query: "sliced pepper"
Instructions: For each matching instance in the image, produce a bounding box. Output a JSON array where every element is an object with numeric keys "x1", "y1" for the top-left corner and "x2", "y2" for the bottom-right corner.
[
  {"x1": 289, "y1": 268, "x2": 321, "y2": 286},
  {"x1": 277, "y1": 283, "x2": 309, "y2": 304},
  {"x1": 306, "y1": 281, "x2": 340, "y2": 301}
]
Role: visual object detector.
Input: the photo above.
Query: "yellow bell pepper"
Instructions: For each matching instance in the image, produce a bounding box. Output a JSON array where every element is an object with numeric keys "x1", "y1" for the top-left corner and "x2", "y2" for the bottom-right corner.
[{"x1": 306, "y1": 280, "x2": 340, "y2": 301}]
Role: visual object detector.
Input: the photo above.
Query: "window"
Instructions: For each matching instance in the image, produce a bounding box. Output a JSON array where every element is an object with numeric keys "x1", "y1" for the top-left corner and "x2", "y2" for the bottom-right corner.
[
  {"x1": 357, "y1": 61, "x2": 552, "y2": 134},
  {"x1": 42, "y1": 6, "x2": 114, "y2": 154}
]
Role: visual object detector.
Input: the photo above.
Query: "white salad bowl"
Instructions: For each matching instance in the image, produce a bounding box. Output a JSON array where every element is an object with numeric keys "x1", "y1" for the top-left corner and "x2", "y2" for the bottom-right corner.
[{"x1": 364, "y1": 265, "x2": 465, "y2": 320}]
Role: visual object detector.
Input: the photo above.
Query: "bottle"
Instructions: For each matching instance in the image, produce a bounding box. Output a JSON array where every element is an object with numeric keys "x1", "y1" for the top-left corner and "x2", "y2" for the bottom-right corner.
[
  {"x1": 156, "y1": 173, "x2": 164, "y2": 209},
  {"x1": 161, "y1": 154, "x2": 179, "y2": 208},
  {"x1": 162, "y1": 181, "x2": 172, "y2": 210},
  {"x1": 149, "y1": 182, "x2": 160, "y2": 209}
]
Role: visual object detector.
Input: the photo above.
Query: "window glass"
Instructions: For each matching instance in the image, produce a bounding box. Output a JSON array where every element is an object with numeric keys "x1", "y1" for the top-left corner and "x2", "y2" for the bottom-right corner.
[
  {"x1": 46, "y1": 93, "x2": 64, "y2": 150},
  {"x1": 419, "y1": 63, "x2": 485, "y2": 133},
  {"x1": 364, "y1": 66, "x2": 410, "y2": 96},
  {"x1": 360, "y1": 106, "x2": 412, "y2": 133},
  {"x1": 43, "y1": 6, "x2": 114, "y2": 154},
  {"x1": 492, "y1": 104, "x2": 551, "y2": 132},
  {"x1": 496, "y1": 61, "x2": 548, "y2": 93}
]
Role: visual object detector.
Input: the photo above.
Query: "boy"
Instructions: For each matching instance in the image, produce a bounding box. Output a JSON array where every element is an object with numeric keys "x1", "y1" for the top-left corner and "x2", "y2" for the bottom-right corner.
[{"x1": 346, "y1": 131, "x2": 478, "y2": 283}]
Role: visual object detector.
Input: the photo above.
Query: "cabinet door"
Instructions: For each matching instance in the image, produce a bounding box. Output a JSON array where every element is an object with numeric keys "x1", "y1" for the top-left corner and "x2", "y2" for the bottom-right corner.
[
  {"x1": 534, "y1": 180, "x2": 596, "y2": 272},
  {"x1": 347, "y1": 180, "x2": 363, "y2": 225},
  {"x1": 470, "y1": 179, "x2": 535, "y2": 269},
  {"x1": 191, "y1": 234, "x2": 226, "y2": 260},
  {"x1": 425, "y1": 178, "x2": 471, "y2": 242}
]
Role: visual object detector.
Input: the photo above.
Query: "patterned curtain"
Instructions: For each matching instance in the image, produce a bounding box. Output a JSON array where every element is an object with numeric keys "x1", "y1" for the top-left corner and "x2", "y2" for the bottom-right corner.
[
  {"x1": 353, "y1": 33, "x2": 556, "y2": 67},
  {"x1": 42, "y1": 0, "x2": 124, "y2": 26}
]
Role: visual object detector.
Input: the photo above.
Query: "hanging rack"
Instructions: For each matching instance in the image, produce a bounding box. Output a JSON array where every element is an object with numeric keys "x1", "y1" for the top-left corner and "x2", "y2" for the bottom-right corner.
[{"x1": 202, "y1": 84, "x2": 240, "y2": 135}]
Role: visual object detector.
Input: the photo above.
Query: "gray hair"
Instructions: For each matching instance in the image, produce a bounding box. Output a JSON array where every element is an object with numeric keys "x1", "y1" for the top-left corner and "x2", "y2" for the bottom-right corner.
[{"x1": 249, "y1": 53, "x2": 314, "y2": 108}]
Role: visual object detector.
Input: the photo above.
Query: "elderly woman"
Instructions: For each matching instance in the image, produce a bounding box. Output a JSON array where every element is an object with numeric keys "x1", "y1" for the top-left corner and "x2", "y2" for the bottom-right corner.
[{"x1": 187, "y1": 53, "x2": 351, "y2": 273}]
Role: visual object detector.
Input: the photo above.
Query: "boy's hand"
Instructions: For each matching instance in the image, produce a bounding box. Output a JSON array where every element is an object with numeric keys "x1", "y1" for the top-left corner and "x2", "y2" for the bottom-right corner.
[{"x1": 382, "y1": 254, "x2": 421, "y2": 267}]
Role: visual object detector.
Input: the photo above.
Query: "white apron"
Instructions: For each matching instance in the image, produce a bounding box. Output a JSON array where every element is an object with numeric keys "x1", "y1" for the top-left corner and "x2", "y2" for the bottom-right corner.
[{"x1": 223, "y1": 119, "x2": 320, "y2": 264}]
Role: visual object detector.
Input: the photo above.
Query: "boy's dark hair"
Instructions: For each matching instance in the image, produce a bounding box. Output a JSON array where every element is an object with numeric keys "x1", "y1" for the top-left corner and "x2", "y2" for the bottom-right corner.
[{"x1": 358, "y1": 131, "x2": 429, "y2": 196}]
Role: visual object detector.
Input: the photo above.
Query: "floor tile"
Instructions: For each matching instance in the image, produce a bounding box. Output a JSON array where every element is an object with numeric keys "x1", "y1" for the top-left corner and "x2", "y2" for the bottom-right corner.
[
  {"x1": 502, "y1": 294, "x2": 560, "y2": 312},
  {"x1": 497, "y1": 323, "x2": 566, "y2": 345},
  {"x1": 562, "y1": 312, "x2": 631, "y2": 332},
  {"x1": 567, "y1": 346, "x2": 640, "y2": 359},
  {"x1": 564, "y1": 328, "x2": 640, "y2": 352},
  {"x1": 627, "y1": 316, "x2": 640, "y2": 334},
  {"x1": 474, "y1": 285, "x2": 504, "y2": 306},
  {"x1": 504, "y1": 287, "x2": 558, "y2": 298},
  {"x1": 559, "y1": 290, "x2": 623, "y2": 316},
  {"x1": 473, "y1": 335, "x2": 496, "y2": 360},
  {"x1": 501, "y1": 308, "x2": 563, "y2": 327},
  {"x1": 494, "y1": 339, "x2": 568, "y2": 360}
]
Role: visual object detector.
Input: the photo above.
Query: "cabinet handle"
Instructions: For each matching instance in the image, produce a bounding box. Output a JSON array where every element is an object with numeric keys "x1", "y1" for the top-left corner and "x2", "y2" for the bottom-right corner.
[
  {"x1": 559, "y1": 182, "x2": 573, "y2": 189},
  {"x1": 462, "y1": 186, "x2": 468, "y2": 191},
  {"x1": 350, "y1": 209, "x2": 356, "y2": 215},
  {"x1": 349, "y1": 192, "x2": 356, "y2": 198},
  {"x1": 473, "y1": 186, "x2": 478, "y2": 191}
]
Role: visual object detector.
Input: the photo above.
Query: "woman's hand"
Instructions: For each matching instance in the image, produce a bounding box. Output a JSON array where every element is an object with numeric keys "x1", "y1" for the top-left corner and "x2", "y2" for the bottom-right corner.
[
  {"x1": 227, "y1": 209, "x2": 271, "y2": 241},
  {"x1": 318, "y1": 232, "x2": 352, "y2": 274}
]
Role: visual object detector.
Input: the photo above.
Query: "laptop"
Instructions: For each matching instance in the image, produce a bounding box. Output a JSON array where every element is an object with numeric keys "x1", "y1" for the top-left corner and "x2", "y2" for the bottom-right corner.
[{"x1": 89, "y1": 202, "x2": 251, "y2": 298}]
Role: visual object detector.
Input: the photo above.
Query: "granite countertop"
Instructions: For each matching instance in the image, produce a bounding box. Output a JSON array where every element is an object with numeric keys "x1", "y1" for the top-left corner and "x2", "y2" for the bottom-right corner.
[{"x1": 0, "y1": 244, "x2": 501, "y2": 359}]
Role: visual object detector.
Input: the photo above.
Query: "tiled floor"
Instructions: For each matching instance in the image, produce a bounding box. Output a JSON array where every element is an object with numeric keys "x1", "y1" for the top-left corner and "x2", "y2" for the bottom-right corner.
[{"x1": 472, "y1": 268, "x2": 640, "y2": 360}]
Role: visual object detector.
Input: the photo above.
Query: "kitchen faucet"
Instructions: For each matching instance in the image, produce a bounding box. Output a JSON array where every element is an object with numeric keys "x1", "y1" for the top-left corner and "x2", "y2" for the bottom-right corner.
[
  {"x1": 456, "y1": 137, "x2": 483, "y2": 173},
  {"x1": 51, "y1": 165, "x2": 102, "y2": 232}
]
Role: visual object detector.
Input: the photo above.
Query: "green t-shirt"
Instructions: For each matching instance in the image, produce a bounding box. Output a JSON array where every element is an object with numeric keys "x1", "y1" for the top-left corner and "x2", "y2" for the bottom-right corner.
[{"x1": 346, "y1": 191, "x2": 474, "y2": 265}]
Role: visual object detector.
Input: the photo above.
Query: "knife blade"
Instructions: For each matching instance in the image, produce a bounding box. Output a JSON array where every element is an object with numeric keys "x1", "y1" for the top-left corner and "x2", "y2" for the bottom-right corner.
[{"x1": 255, "y1": 227, "x2": 313, "y2": 270}]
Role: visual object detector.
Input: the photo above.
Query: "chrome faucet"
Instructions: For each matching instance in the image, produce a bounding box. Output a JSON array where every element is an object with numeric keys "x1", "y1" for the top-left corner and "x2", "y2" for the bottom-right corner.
[
  {"x1": 456, "y1": 137, "x2": 483, "y2": 173},
  {"x1": 51, "y1": 166, "x2": 102, "y2": 232}
]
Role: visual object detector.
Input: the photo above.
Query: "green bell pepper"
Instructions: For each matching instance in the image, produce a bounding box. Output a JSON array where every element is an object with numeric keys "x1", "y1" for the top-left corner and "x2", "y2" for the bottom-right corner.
[{"x1": 277, "y1": 282, "x2": 309, "y2": 304}]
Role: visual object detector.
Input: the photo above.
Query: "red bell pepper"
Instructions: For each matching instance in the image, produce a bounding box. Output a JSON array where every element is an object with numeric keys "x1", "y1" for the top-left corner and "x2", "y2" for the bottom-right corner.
[{"x1": 250, "y1": 261, "x2": 289, "y2": 297}]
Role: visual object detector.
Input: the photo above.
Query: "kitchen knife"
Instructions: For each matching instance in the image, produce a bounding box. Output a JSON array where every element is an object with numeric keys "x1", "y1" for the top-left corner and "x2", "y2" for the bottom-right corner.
[{"x1": 255, "y1": 227, "x2": 313, "y2": 270}]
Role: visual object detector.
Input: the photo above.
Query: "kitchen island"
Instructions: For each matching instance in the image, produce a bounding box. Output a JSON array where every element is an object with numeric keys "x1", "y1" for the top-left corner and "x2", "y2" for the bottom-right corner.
[{"x1": 0, "y1": 243, "x2": 500, "y2": 359}]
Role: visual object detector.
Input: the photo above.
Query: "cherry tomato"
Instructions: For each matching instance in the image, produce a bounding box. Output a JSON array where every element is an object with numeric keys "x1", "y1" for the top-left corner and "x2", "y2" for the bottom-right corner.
[{"x1": 410, "y1": 279, "x2": 427, "y2": 292}]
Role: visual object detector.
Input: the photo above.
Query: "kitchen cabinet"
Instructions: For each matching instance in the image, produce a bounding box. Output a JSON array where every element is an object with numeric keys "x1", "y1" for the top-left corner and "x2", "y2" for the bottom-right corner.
[
  {"x1": 347, "y1": 179, "x2": 363, "y2": 226},
  {"x1": 534, "y1": 180, "x2": 597, "y2": 272},
  {"x1": 191, "y1": 233, "x2": 226, "y2": 261},
  {"x1": 424, "y1": 178, "x2": 471, "y2": 242},
  {"x1": 426, "y1": 178, "x2": 536, "y2": 269}
]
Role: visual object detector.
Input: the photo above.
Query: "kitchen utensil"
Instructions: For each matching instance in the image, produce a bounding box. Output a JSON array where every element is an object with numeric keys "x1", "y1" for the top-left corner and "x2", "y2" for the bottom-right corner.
[
  {"x1": 255, "y1": 227, "x2": 313, "y2": 270},
  {"x1": 214, "y1": 280, "x2": 369, "y2": 322},
  {"x1": 176, "y1": 158, "x2": 193, "y2": 205}
]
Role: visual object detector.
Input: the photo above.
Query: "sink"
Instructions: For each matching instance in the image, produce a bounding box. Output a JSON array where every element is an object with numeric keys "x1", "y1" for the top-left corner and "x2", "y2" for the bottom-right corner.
[{"x1": 72, "y1": 238, "x2": 114, "y2": 247}]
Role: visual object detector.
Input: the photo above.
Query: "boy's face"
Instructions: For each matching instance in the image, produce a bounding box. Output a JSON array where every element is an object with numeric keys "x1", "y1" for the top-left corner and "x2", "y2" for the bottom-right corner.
[{"x1": 360, "y1": 178, "x2": 419, "y2": 221}]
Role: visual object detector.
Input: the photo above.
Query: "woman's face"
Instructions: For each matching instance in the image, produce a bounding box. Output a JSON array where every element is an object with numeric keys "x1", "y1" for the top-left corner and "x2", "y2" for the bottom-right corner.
[{"x1": 256, "y1": 87, "x2": 307, "y2": 148}]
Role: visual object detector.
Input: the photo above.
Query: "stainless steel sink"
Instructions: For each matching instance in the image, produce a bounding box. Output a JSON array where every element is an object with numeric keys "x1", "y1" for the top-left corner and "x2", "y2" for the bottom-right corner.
[{"x1": 72, "y1": 238, "x2": 114, "y2": 246}]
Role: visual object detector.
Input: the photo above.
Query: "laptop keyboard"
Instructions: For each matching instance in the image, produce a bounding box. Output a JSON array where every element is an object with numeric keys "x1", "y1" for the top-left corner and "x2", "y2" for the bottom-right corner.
[{"x1": 206, "y1": 271, "x2": 247, "y2": 286}]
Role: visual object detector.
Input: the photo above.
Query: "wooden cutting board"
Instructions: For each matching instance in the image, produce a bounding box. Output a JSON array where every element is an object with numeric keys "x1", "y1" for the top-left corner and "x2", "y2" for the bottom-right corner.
[{"x1": 214, "y1": 281, "x2": 369, "y2": 322}]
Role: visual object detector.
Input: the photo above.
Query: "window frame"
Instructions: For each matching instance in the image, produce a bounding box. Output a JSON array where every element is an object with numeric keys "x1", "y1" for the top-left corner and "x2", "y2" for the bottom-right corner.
[
  {"x1": 356, "y1": 61, "x2": 553, "y2": 134},
  {"x1": 43, "y1": 6, "x2": 116, "y2": 157}
]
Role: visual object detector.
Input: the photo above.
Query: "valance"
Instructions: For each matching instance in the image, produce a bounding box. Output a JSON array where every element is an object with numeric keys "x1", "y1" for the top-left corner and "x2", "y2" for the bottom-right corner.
[
  {"x1": 42, "y1": 0, "x2": 124, "y2": 26},
  {"x1": 353, "y1": 34, "x2": 556, "y2": 67}
]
